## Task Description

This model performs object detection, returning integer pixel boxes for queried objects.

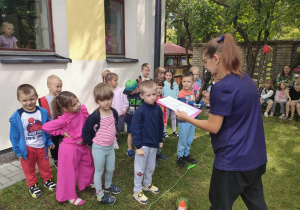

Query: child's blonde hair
[47,74,62,86]
[154,67,166,80]
[263,79,273,89]
[105,72,118,83]
[101,69,111,83]
[51,91,77,119]
[94,83,114,103]
[1,22,13,33]
[190,66,200,73]
[141,63,149,70]
[139,80,156,94]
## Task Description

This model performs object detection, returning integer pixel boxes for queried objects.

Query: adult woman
[176,34,268,210]
[276,65,295,88]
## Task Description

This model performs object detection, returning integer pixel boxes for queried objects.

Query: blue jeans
[177,122,195,157]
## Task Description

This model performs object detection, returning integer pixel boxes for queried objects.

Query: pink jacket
[112,86,129,116]
[42,105,89,144]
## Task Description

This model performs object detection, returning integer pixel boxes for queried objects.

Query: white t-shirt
[20,107,44,148]
[45,95,54,120]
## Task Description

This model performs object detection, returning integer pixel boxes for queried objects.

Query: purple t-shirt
[210,73,267,171]
[0,35,18,48]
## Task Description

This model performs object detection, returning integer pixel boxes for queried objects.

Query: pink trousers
[56,141,95,202]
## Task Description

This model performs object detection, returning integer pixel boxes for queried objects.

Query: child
[42,91,94,206]
[155,80,167,162]
[176,72,199,167]
[123,79,142,157]
[131,80,164,204]
[259,79,274,117]
[82,83,122,205]
[154,67,166,82]
[106,73,129,149]
[285,82,300,120]
[137,63,151,85]
[190,66,202,96]
[38,75,63,167]
[0,22,18,48]
[162,69,179,137]
[101,69,111,83]
[9,84,56,198]
[270,82,288,119]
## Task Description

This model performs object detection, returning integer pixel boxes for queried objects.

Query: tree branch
[210,0,229,8]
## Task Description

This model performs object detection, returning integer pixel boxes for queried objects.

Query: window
[0,0,54,51]
[104,0,124,55]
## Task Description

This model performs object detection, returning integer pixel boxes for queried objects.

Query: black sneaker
[104,184,122,194]
[54,160,58,168]
[173,131,179,137]
[176,157,187,167]
[44,179,57,191]
[98,194,116,205]
[183,155,197,164]
[29,183,42,198]
[156,153,167,160]
[163,132,169,138]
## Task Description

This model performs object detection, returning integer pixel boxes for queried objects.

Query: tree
[211,0,300,77]
[166,0,224,66]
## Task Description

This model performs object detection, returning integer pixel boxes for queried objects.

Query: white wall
[0,0,165,151]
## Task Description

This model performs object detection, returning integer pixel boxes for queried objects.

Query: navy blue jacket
[82,107,118,146]
[131,102,164,149]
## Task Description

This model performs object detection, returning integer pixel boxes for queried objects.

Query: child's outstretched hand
[136,148,145,156]
[48,145,55,150]
[64,132,71,138]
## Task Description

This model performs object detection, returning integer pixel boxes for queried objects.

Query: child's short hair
[94,83,114,103]
[190,66,200,73]
[101,69,111,83]
[141,63,149,70]
[1,22,13,32]
[105,72,118,82]
[263,79,273,89]
[17,84,38,99]
[139,80,156,94]
[182,71,194,79]
[154,78,164,87]
[47,74,62,86]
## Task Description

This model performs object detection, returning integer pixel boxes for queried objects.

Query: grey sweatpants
[133,146,157,193]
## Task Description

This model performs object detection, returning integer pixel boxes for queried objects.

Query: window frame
[0,0,55,54]
[105,0,125,57]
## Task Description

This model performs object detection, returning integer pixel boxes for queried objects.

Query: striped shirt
[92,114,116,146]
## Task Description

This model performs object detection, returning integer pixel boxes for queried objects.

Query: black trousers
[50,135,62,161]
[209,164,268,210]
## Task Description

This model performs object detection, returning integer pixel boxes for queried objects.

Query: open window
[104,0,124,56]
[0,0,54,52]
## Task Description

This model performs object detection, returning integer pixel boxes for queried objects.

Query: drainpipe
[154,0,162,70]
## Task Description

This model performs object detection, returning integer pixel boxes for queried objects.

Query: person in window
[105,28,112,53]
[0,22,18,48]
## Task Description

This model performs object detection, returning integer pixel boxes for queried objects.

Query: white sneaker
[114,141,119,150]
[142,182,160,194]
[269,112,273,117]
[133,191,148,205]
[264,112,268,117]
[279,114,285,119]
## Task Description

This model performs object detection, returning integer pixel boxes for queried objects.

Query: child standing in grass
[137,63,151,85]
[105,73,129,149]
[270,82,288,119]
[82,83,121,205]
[42,91,94,206]
[131,80,164,204]
[38,75,63,168]
[162,69,179,137]
[190,66,202,96]
[9,84,56,198]
[259,79,274,117]
[123,79,142,158]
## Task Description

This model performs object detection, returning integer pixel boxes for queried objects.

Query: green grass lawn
[0,112,299,210]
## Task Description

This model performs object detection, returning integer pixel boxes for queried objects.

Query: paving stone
[7,170,24,178]
[11,160,21,167]
[10,173,25,182]
[6,165,20,172]
[0,163,11,169]
[0,168,11,176]
[0,176,11,185]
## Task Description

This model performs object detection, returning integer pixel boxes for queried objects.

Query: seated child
[285,82,300,120]
[177,72,202,167]
[123,79,142,158]
[270,82,287,118]
[155,79,167,162]
[0,22,18,48]
[82,83,122,205]
[131,80,164,204]
[259,79,274,117]
[38,74,63,167]
[9,84,56,198]
[137,63,151,85]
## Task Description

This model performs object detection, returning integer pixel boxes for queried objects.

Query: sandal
[283,116,288,119]
[289,117,294,120]
[69,198,85,206]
